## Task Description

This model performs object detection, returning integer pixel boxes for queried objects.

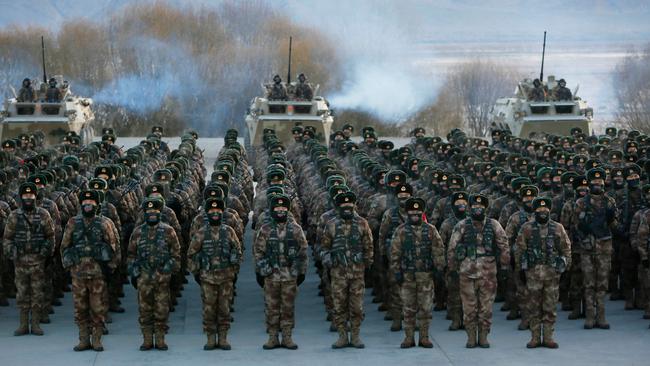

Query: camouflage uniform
[390,204,445,348]
[188,210,242,350]
[254,216,308,349]
[515,200,571,348]
[3,204,55,335]
[128,219,181,350]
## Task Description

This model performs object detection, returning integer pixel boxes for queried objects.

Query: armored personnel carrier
[489,75,593,138]
[245,82,334,147]
[1,75,95,145]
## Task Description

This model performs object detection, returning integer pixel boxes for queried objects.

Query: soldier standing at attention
[448,194,509,348]
[390,198,445,348]
[3,183,55,336]
[321,191,373,349]
[60,190,119,351]
[254,194,308,350]
[188,198,242,351]
[128,198,181,351]
[515,197,571,349]
[573,168,618,329]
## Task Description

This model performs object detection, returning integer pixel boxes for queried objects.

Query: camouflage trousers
[525,266,560,330]
[569,252,583,305]
[446,272,462,316]
[639,266,650,315]
[200,275,234,334]
[619,239,640,302]
[72,275,106,330]
[388,270,403,317]
[460,268,497,330]
[136,272,171,333]
[322,268,333,316]
[15,262,45,311]
[264,278,297,332]
[400,272,433,329]
[331,267,365,330]
[434,271,447,308]
[581,244,612,312]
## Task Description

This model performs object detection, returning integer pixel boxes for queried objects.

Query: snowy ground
[1,137,649,366]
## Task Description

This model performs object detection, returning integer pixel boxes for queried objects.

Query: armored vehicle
[489,75,593,138]
[245,82,334,147]
[1,75,95,145]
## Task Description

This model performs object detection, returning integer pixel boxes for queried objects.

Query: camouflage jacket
[254,220,308,281]
[127,222,181,278]
[447,218,509,279]
[515,220,571,273]
[390,222,445,276]
[187,219,242,283]
[320,214,373,273]
[3,207,55,265]
[60,215,119,278]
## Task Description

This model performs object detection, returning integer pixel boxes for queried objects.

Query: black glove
[395,272,404,285]
[642,259,650,269]
[256,273,265,288]
[297,274,305,286]
[130,276,138,289]
[497,269,508,284]
[194,274,201,285]
[519,270,527,285]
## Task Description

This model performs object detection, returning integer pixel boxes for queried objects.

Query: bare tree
[613,45,650,132]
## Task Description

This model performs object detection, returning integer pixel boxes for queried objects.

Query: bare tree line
[614,44,650,132]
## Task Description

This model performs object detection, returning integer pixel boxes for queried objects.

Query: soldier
[127,198,181,351]
[553,79,573,101]
[254,194,308,350]
[515,197,571,348]
[390,198,445,348]
[267,74,287,101]
[320,191,373,349]
[439,191,469,331]
[188,198,242,351]
[45,78,62,103]
[60,189,119,351]
[3,183,55,336]
[528,79,546,102]
[448,194,509,348]
[573,168,618,329]
[294,73,313,100]
[17,78,36,102]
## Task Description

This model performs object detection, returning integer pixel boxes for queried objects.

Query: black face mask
[22,198,35,211]
[535,211,550,224]
[453,204,467,219]
[589,183,604,195]
[271,210,288,223]
[628,179,640,189]
[339,207,354,220]
[523,201,534,213]
[551,182,562,193]
[470,207,485,221]
[408,213,422,225]
[613,179,625,189]
[146,212,161,226]
[82,204,96,218]
[207,212,222,226]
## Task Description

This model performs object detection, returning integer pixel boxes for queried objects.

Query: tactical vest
[401,223,433,273]
[197,217,236,271]
[525,221,559,267]
[384,208,404,252]
[582,194,611,239]
[264,222,299,270]
[64,217,112,266]
[456,219,495,261]
[13,211,49,256]
[136,224,172,274]
[332,217,363,267]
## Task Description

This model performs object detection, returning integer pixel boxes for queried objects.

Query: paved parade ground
[1,138,649,366]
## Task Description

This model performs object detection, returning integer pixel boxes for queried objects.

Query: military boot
[542,323,558,348]
[14,308,29,336]
[506,307,520,320]
[155,330,168,350]
[40,311,51,324]
[596,302,610,329]
[418,323,433,348]
[568,300,581,320]
[465,326,477,348]
[140,330,154,351]
[390,310,402,331]
[517,317,529,330]
[624,288,635,310]
[30,309,44,336]
[448,309,462,331]
[204,333,217,351]
[584,305,595,329]
[332,329,349,349]
[263,331,280,350]
[350,328,365,349]
[73,327,92,351]
[91,327,104,351]
[478,327,490,348]
[281,328,298,350]
[400,328,415,348]
[218,330,231,350]
[526,324,541,348]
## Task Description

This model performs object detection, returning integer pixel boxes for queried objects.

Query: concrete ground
[1,138,649,365]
